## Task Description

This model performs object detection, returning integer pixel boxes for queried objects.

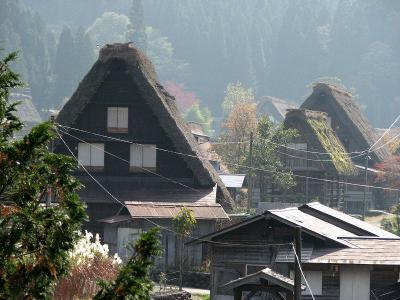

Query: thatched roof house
[56,43,232,210]
[284,109,357,176]
[301,83,391,164]
[257,96,296,123]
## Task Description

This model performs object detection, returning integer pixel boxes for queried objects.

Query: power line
[57,129,293,248]
[56,130,126,208]
[58,128,201,193]
[369,113,400,151]
[56,123,400,192]
[57,124,400,192]
[254,135,365,156]
[292,243,316,300]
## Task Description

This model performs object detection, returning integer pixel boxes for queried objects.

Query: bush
[53,231,121,300]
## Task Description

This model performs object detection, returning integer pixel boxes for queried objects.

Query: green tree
[86,12,130,47]
[251,117,298,193]
[173,207,197,291]
[94,227,161,300]
[0,51,87,298]
[53,26,76,105]
[184,104,213,136]
[74,26,95,85]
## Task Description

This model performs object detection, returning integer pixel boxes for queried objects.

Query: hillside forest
[1,0,399,132]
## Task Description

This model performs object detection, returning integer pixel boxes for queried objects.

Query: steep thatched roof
[258,96,296,122]
[284,109,357,176]
[56,43,233,210]
[301,83,391,163]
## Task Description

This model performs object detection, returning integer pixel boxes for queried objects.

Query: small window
[107,107,128,133]
[130,144,156,172]
[78,143,104,170]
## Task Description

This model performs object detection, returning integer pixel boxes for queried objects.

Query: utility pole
[294,227,302,300]
[247,132,254,213]
[362,151,369,220]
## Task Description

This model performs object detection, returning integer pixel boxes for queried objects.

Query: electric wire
[292,243,316,300]
[56,124,400,192]
[58,128,200,193]
[56,128,293,248]
[369,113,400,151]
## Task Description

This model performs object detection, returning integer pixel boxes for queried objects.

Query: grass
[307,118,356,175]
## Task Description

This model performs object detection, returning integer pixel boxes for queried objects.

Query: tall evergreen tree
[53,26,75,105]
[74,26,95,85]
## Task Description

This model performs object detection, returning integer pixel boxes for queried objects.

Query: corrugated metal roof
[300,202,397,238]
[304,239,400,265]
[220,267,304,292]
[219,174,247,188]
[124,201,229,220]
[98,215,132,224]
[269,207,357,246]
[276,239,400,265]
[77,178,218,204]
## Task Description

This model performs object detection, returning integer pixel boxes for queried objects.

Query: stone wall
[152,291,191,300]
[152,271,210,289]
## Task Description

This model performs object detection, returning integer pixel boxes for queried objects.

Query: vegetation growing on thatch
[307,119,356,175]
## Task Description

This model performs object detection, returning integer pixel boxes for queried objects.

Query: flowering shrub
[53,231,121,300]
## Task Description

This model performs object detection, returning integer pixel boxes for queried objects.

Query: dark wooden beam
[294,226,302,300]
[234,287,242,300]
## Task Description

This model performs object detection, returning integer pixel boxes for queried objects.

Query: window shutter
[107,107,118,128]
[130,144,143,167]
[90,143,104,166]
[78,143,91,166]
[118,107,128,129]
[142,144,156,168]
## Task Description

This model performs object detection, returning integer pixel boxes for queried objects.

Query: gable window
[78,143,104,171]
[107,107,128,133]
[130,144,156,172]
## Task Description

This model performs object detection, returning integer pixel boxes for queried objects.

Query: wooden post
[294,226,302,300]
[363,152,369,220]
[179,235,183,291]
[247,132,254,213]
[234,287,242,300]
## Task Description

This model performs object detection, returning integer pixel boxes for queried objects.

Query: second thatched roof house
[301,83,391,165]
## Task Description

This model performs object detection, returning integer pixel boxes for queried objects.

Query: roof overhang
[220,267,305,293]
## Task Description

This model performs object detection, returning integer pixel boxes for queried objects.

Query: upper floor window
[130,144,156,172]
[107,107,128,133]
[78,143,104,171]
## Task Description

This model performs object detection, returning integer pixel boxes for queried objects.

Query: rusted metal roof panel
[124,201,229,220]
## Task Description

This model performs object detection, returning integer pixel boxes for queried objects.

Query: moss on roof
[307,119,356,175]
